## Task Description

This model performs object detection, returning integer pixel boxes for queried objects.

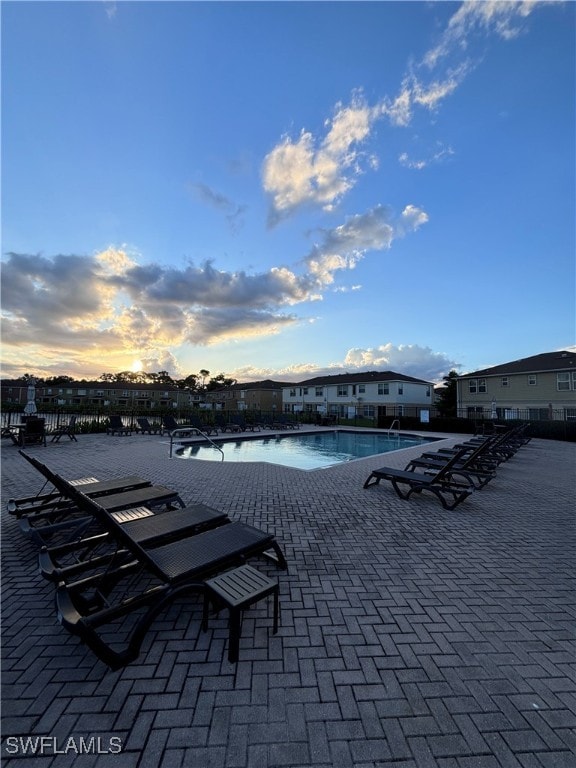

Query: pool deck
[1,427,575,767]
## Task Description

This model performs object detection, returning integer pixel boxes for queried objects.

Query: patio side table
[202,565,279,662]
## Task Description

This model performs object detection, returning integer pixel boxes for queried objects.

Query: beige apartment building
[457,351,576,421]
[204,380,287,413]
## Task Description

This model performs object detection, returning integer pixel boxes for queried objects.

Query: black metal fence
[1,404,574,441]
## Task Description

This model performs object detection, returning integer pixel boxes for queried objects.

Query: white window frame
[527,375,537,386]
[337,385,348,397]
[557,373,570,391]
[501,377,509,387]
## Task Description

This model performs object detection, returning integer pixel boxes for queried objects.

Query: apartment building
[0,380,198,410]
[282,371,433,419]
[204,380,287,412]
[457,351,576,421]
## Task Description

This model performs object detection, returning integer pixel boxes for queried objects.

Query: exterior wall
[282,379,433,417]
[457,371,576,420]
[206,388,283,412]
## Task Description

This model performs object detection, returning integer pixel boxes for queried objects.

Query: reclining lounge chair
[404,438,499,489]
[363,447,475,510]
[12,452,184,546]
[136,417,162,435]
[106,415,131,435]
[54,482,287,669]
[50,415,78,442]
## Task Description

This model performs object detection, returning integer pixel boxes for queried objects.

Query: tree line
[11,370,238,393]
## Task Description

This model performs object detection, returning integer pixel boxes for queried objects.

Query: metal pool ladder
[169,428,225,460]
[387,419,400,437]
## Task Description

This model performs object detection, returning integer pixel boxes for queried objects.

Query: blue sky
[2,1,574,384]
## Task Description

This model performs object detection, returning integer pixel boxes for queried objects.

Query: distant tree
[45,375,75,385]
[198,369,210,390]
[436,370,458,417]
[206,373,237,391]
[176,374,199,391]
[19,373,44,383]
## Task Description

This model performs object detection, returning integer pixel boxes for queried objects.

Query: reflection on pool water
[174,430,437,471]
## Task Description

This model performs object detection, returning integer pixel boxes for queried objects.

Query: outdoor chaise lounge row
[9,451,288,669]
[363,425,531,510]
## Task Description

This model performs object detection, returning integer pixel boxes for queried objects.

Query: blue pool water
[174,430,436,470]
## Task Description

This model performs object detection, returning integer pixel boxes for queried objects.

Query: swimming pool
[174,430,437,470]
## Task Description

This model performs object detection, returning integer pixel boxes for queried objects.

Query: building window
[565,408,576,421]
[528,375,537,386]
[469,380,477,394]
[378,383,389,395]
[337,385,348,397]
[289,388,296,397]
[398,385,403,395]
[557,373,571,391]
[359,385,365,394]
[478,379,486,393]
[315,387,323,397]
[501,377,509,387]
[303,388,308,395]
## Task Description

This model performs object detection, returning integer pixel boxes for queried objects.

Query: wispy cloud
[262,93,379,225]
[190,183,247,234]
[303,204,428,286]
[399,143,455,170]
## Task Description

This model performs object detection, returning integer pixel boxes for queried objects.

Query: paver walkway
[1,429,575,768]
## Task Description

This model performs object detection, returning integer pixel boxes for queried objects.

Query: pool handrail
[169,428,224,460]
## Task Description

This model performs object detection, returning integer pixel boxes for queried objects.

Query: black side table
[202,565,279,662]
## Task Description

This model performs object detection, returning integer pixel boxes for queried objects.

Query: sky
[1,0,575,385]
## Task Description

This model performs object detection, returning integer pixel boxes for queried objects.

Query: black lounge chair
[161,414,195,436]
[40,501,230,584]
[50,415,78,442]
[136,417,162,435]
[220,421,243,433]
[54,482,287,669]
[13,452,183,546]
[106,415,131,435]
[404,438,498,489]
[363,447,475,510]
[9,418,47,447]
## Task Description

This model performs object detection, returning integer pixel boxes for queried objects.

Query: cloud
[424,1,542,69]
[190,183,247,234]
[261,1,549,226]
[399,143,455,170]
[1,201,428,379]
[303,204,428,286]
[262,93,379,225]
[231,343,460,385]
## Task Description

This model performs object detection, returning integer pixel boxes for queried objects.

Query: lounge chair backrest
[109,415,125,428]
[432,447,473,483]
[162,415,178,430]
[18,449,52,480]
[54,476,177,582]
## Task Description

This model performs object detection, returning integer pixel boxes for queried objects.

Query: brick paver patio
[1,428,575,767]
